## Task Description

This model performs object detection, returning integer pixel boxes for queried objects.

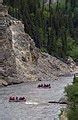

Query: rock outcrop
[0,1,17,85]
[9,19,73,82]
[0,1,74,86]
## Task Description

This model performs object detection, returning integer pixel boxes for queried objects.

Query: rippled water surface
[0,76,73,120]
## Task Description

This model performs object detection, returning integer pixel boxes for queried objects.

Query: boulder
[66,56,76,70]
[0,79,8,86]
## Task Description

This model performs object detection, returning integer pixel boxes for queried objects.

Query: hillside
[10,19,73,82]
[0,21,73,86]
[0,1,75,86]
[3,0,78,61]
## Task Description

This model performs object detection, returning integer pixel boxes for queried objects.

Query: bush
[65,77,78,120]
[73,77,78,84]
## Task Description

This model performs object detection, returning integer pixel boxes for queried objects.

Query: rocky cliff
[0,1,17,86]
[9,19,73,82]
[0,1,74,86]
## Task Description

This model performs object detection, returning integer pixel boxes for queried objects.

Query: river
[0,76,73,120]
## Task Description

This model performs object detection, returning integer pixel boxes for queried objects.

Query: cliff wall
[0,1,74,86]
[9,19,73,83]
[0,2,17,86]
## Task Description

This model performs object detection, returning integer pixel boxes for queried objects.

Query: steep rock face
[0,1,74,85]
[9,19,72,82]
[10,20,39,82]
[0,3,16,84]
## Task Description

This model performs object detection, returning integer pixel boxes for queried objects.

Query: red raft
[37,84,51,89]
[9,96,26,102]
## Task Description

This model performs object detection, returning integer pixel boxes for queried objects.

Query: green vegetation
[3,0,78,60]
[65,76,78,120]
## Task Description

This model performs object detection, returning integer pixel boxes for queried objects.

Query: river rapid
[0,76,73,120]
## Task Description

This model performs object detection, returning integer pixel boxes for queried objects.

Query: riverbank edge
[60,74,78,120]
[0,72,74,88]
[59,109,68,120]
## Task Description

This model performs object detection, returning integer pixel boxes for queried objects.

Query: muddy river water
[0,76,73,120]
